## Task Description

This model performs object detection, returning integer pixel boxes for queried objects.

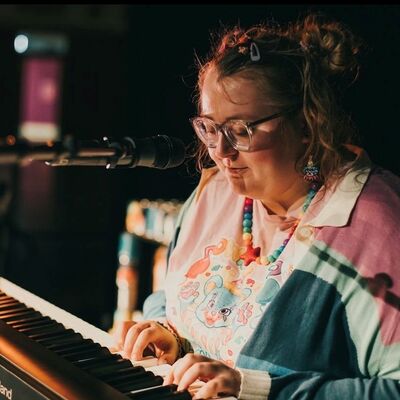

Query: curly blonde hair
[192,13,364,187]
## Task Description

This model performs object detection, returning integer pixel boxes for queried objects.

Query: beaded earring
[303,155,320,182]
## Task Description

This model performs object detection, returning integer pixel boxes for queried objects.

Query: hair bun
[298,14,363,87]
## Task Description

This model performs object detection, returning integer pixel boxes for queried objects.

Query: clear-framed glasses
[189,105,299,152]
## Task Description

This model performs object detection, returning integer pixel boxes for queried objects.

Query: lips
[226,166,247,174]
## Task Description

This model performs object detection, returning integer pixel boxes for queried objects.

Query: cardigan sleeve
[236,368,400,399]
[267,371,400,399]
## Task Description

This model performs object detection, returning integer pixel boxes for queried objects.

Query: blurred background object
[0,4,399,332]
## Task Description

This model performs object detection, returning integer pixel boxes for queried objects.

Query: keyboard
[0,277,192,399]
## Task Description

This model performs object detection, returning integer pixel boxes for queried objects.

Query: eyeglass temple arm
[248,105,302,127]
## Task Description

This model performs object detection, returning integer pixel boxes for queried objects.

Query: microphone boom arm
[0,135,185,169]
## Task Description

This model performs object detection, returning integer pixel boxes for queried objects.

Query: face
[200,67,307,210]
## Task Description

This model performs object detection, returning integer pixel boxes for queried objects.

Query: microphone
[0,135,186,169]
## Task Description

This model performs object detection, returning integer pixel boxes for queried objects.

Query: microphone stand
[0,135,134,169]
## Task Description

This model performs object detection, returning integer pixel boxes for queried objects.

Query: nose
[213,129,237,159]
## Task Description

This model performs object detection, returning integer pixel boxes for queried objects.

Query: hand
[163,353,242,399]
[113,320,179,365]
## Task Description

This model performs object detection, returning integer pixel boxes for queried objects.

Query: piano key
[0,292,14,298]
[17,321,64,335]
[124,384,178,400]
[62,347,111,362]
[0,308,41,321]
[0,305,37,317]
[103,366,148,384]
[53,342,103,357]
[72,353,123,369]
[109,376,163,395]
[116,371,164,393]
[0,302,26,313]
[36,331,84,346]
[0,297,20,306]
[130,355,160,368]
[28,327,78,340]
[50,342,108,360]
[3,311,46,325]
[46,337,98,352]
[152,391,192,400]
[129,390,192,400]
[61,350,114,362]
[8,315,52,329]
[84,359,134,378]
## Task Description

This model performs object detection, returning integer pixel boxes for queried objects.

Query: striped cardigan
[144,164,400,399]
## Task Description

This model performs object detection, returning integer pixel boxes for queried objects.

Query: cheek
[244,148,295,175]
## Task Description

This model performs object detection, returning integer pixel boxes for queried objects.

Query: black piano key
[72,353,123,369]
[0,298,20,306]
[85,359,134,378]
[17,321,64,335]
[155,391,192,400]
[103,366,148,385]
[8,315,52,329]
[50,345,108,362]
[0,302,26,313]
[125,384,178,400]
[52,341,101,355]
[62,347,110,362]
[0,308,41,321]
[73,357,132,378]
[33,331,82,347]
[3,312,46,325]
[28,327,76,340]
[53,341,103,356]
[46,337,97,352]
[0,306,37,318]
[37,331,84,346]
[116,372,164,393]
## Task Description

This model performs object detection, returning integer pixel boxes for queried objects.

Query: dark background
[0,4,399,331]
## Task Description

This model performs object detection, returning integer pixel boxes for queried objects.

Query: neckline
[239,182,320,267]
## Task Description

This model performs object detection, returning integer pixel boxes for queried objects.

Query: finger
[177,362,212,392]
[130,326,159,361]
[164,354,209,386]
[163,357,185,386]
[195,369,241,399]
[113,320,136,350]
[122,322,150,359]
[193,379,227,400]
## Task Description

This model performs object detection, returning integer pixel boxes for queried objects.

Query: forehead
[200,67,273,117]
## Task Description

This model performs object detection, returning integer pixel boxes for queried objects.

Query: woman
[115,14,400,399]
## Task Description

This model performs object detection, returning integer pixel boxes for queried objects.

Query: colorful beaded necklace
[240,182,320,267]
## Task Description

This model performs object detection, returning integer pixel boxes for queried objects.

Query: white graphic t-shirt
[164,170,307,367]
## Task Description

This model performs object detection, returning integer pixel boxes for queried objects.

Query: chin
[227,179,248,196]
